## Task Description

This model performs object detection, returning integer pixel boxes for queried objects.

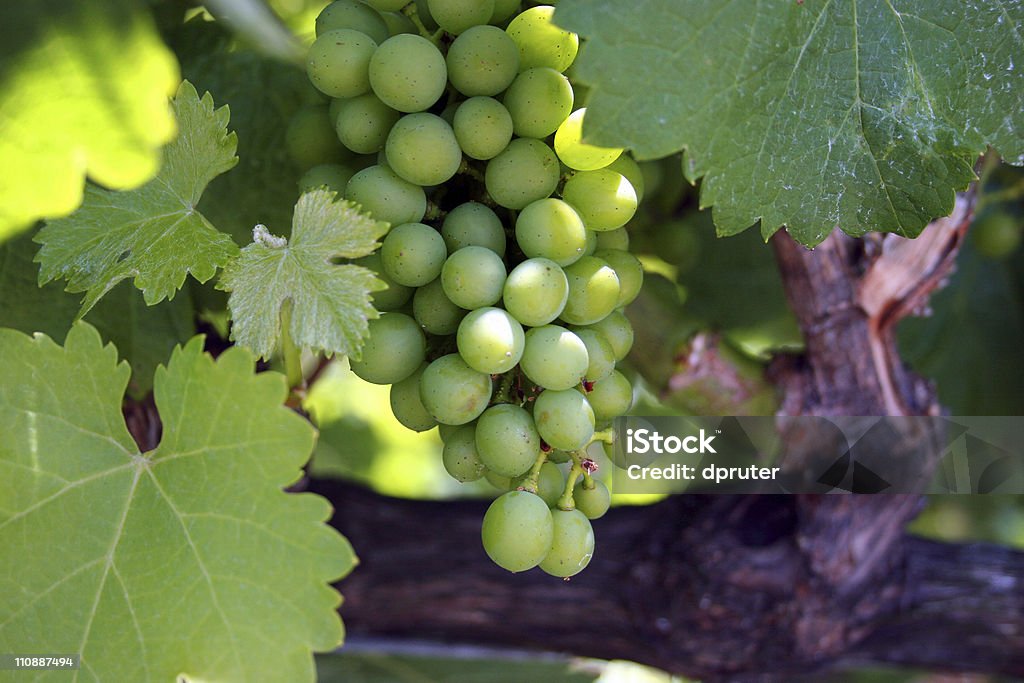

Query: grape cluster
[293,0,642,577]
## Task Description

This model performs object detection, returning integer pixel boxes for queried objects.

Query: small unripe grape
[453,97,514,161]
[386,113,462,186]
[428,0,494,34]
[441,202,507,255]
[420,354,493,425]
[316,0,389,42]
[441,246,506,309]
[594,248,644,306]
[562,169,638,231]
[349,313,425,384]
[481,491,554,572]
[573,479,611,519]
[381,222,448,287]
[485,138,560,209]
[307,29,377,99]
[554,108,623,171]
[443,424,487,482]
[514,462,565,508]
[515,198,587,266]
[390,364,437,431]
[503,67,574,139]
[352,252,413,310]
[334,93,400,154]
[503,258,569,327]
[370,34,448,112]
[519,325,589,390]
[585,369,633,422]
[446,25,519,96]
[560,256,621,325]
[475,404,540,478]
[456,307,525,374]
[533,388,595,451]
[539,509,594,577]
[346,165,427,225]
[506,5,579,72]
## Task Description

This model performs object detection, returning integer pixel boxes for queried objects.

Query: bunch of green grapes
[293,0,643,578]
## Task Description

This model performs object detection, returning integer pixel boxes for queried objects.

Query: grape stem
[494,370,518,404]
[519,450,549,494]
[279,301,303,390]
[556,451,586,511]
[589,427,615,446]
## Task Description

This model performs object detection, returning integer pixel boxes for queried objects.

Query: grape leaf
[218,190,388,360]
[0,231,196,398]
[556,0,1024,245]
[35,80,240,315]
[172,18,312,245]
[0,322,354,681]
[0,0,179,243]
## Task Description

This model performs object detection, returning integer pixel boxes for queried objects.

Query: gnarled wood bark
[313,190,1024,680]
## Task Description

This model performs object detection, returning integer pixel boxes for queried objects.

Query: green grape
[441,202,507,255]
[385,113,462,186]
[594,248,643,306]
[446,25,519,96]
[515,198,587,266]
[572,328,615,382]
[502,257,568,326]
[286,104,346,168]
[334,92,400,154]
[560,256,620,325]
[505,5,579,72]
[369,34,448,112]
[514,461,564,508]
[316,0,390,43]
[582,229,598,256]
[519,325,589,390]
[390,364,437,431]
[442,424,487,482]
[553,108,623,171]
[533,388,595,451]
[428,0,493,34]
[484,469,513,490]
[381,222,448,286]
[307,29,377,99]
[441,246,506,309]
[299,163,356,194]
[606,154,645,203]
[586,369,633,422]
[457,307,525,374]
[489,0,519,23]
[413,277,466,334]
[581,310,633,360]
[437,422,460,442]
[349,312,425,384]
[485,138,560,209]
[420,353,493,424]
[539,509,594,577]
[973,209,1022,259]
[475,404,540,477]
[562,169,638,231]
[502,67,573,139]
[346,164,426,225]
[481,491,554,572]
[594,227,629,251]
[453,97,514,161]
[352,252,413,310]
[573,478,610,519]
[365,0,409,11]
[380,10,417,35]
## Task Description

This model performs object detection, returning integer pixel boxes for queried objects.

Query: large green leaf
[0,323,354,681]
[35,80,239,315]
[556,0,1024,245]
[218,190,387,360]
[0,0,179,243]
[0,231,196,398]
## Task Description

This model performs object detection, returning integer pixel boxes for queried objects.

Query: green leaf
[172,19,312,245]
[556,0,1024,244]
[0,0,179,243]
[0,322,354,682]
[218,190,388,360]
[35,80,240,314]
[0,231,196,398]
